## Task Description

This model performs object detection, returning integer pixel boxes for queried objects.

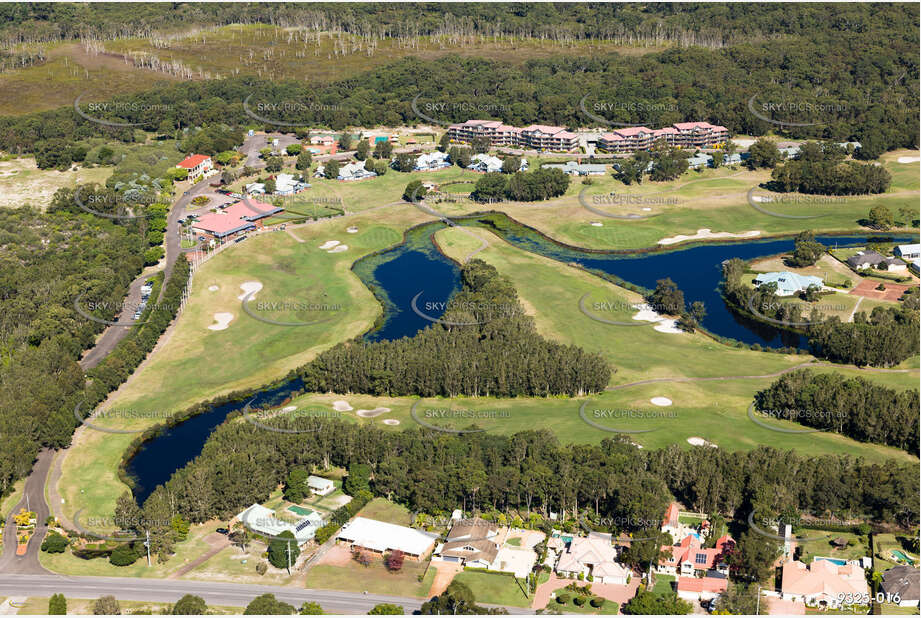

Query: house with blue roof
[754,271,824,296]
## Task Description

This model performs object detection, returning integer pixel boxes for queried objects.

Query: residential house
[846,251,906,272]
[895,244,921,261]
[468,153,504,173]
[541,161,607,176]
[657,534,734,577]
[235,503,324,545]
[661,502,682,539]
[780,558,869,609]
[556,534,631,584]
[676,573,729,602]
[310,135,336,146]
[313,165,325,179]
[436,518,500,568]
[881,566,920,608]
[274,173,308,195]
[337,160,377,181]
[415,151,451,171]
[336,517,439,560]
[687,153,713,169]
[754,271,824,296]
[177,154,213,177]
[307,475,335,496]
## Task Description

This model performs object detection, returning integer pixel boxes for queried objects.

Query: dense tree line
[132,415,918,555]
[770,141,892,195]
[298,260,610,397]
[807,305,919,368]
[721,258,920,366]
[755,369,919,454]
[1,9,917,160]
[473,168,570,202]
[0,200,189,502]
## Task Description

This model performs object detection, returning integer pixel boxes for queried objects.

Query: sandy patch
[282,406,297,412]
[382,419,400,426]
[653,319,683,334]
[590,221,603,227]
[630,441,643,449]
[356,407,392,418]
[641,207,651,211]
[650,397,672,406]
[332,400,353,412]
[659,228,761,246]
[237,281,263,300]
[632,304,684,334]
[328,245,348,253]
[346,226,359,233]
[208,285,219,292]
[687,437,718,448]
[208,312,234,331]
[897,156,920,163]
[319,240,340,250]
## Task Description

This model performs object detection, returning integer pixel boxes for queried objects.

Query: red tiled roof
[224,199,282,220]
[677,576,728,594]
[672,122,715,131]
[663,503,680,528]
[614,126,653,137]
[660,534,734,570]
[192,212,255,237]
[177,154,211,169]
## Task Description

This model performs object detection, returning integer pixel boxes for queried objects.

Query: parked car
[216,527,229,535]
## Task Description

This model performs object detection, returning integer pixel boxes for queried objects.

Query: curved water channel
[125,214,916,503]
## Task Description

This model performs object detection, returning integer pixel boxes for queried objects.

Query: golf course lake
[125,216,916,505]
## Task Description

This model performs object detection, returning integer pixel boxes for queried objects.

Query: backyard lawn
[358,498,413,526]
[796,531,870,563]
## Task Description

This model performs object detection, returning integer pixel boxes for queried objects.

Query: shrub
[41,531,69,553]
[556,594,571,604]
[108,543,138,566]
[256,561,268,575]
[574,596,587,607]
[590,597,604,608]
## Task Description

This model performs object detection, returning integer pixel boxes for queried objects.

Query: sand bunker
[382,419,400,426]
[632,304,684,334]
[590,221,603,227]
[687,437,718,448]
[319,240,340,250]
[654,319,684,334]
[650,397,673,407]
[641,207,652,211]
[327,245,348,253]
[208,285,219,292]
[332,400,353,412]
[282,406,297,412]
[659,228,761,246]
[237,281,263,301]
[347,226,359,234]
[356,407,392,418]
[208,312,234,331]
[897,156,920,163]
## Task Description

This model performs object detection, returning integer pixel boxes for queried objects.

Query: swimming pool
[814,556,848,566]
[288,505,315,517]
[891,550,916,565]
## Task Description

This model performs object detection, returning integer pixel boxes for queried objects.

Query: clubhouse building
[191,199,283,243]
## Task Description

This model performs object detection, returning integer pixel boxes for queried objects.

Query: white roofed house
[337,160,377,181]
[895,244,921,261]
[468,153,504,173]
[235,503,324,545]
[754,271,824,296]
[307,475,335,496]
[555,535,631,584]
[415,151,451,171]
[336,517,439,560]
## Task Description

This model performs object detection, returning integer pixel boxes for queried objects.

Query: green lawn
[15,597,242,615]
[874,533,920,571]
[506,537,522,547]
[651,574,676,596]
[358,498,413,526]
[796,531,870,563]
[879,603,921,615]
[452,570,532,607]
[547,587,613,614]
[303,558,434,598]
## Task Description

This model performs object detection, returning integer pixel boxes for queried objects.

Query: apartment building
[447,119,578,151]
[599,122,729,153]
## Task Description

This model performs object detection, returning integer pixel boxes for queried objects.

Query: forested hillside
[1,8,918,160]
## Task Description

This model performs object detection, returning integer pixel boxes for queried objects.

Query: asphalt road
[0,449,53,575]
[0,574,425,613]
